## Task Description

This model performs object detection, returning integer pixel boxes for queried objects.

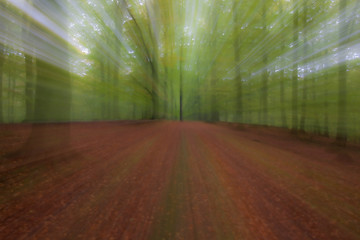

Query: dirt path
[1,121,359,239]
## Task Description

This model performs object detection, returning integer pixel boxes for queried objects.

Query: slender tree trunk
[150,60,159,119]
[163,27,169,119]
[300,0,308,132]
[323,51,329,137]
[7,66,12,122]
[279,1,287,128]
[291,1,299,132]
[170,73,174,119]
[279,69,287,127]
[196,74,201,120]
[145,2,160,120]
[336,0,348,144]
[311,75,320,134]
[233,0,242,123]
[246,74,252,123]
[210,65,219,122]
[132,102,136,119]
[112,64,119,120]
[0,43,4,122]
[106,58,111,119]
[179,42,183,121]
[10,66,16,122]
[112,42,120,120]
[163,74,168,119]
[210,46,219,122]
[23,2,35,122]
[261,0,268,125]
[24,54,34,122]
[100,61,106,119]
[113,0,123,120]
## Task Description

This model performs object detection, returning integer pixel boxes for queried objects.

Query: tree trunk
[10,66,16,122]
[163,73,168,119]
[24,54,34,122]
[210,66,219,122]
[233,0,243,123]
[261,0,268,125]
[17,0,71,156]
[0,43,4,122]
[151,65,159,119]
[291,1,299,132]
[336,0,348,144]
[299,0,308,132]
[179,43,183,121]
[100,60,106,119]
[323,51,329,137]
[22,2,35,122]
[279,1,287,128]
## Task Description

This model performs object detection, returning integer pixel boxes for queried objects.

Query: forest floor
[0,121,360,240]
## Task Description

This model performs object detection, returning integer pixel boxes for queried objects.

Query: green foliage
[0,0,359,140]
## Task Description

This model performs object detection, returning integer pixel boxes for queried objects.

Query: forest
[1,0,360,239]
[0,0,358,141]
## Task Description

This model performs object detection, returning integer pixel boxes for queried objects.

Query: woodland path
[0,121,360,239]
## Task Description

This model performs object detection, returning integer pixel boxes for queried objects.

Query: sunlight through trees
[0,0,359,142]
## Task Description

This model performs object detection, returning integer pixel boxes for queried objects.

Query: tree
[261,0,268,125]
[21,0,72,154]
[0,43,4,123]
[179,38,184,121]
[233,0,243,123]
[279,0,287,128]
[336,0,349,144]
[209,2,220,122]
[299,0,308,132]
[291,0,299,132]
[23,10,35,122]
[124,0,160,119]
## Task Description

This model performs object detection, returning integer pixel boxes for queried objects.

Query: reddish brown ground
[0,121,359,239]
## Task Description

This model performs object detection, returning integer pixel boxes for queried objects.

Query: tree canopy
[0,0,359,141]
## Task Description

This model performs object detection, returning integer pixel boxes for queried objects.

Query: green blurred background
[0,0,359,141]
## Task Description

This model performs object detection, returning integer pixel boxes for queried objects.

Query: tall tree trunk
[300,0,308,132]
[261,0,268,125]
[209,3,220,122]
[336,0,348,144]
[170,71,174,120]
[18,0,71,156]
[22,2,35,122]
[291,0,299,132]
[196,73,201,121]
[7,65,12,122]
[179,41,183,121]
[210,64,219,122]
[0,43,4,122]
[106,57,111,119]
[113,0,123,120]
[279,1,287,128]
[112,64,119,120]
[123,0,159,119]
[10,66,16,122]
[311,75,320,134]
[24,54,34,122]
[279,67,287,127]
[323,50,329,137]
[163,73,168,119]
[151,64,159,119]
[233,0,243,123]
[100,60,106,119]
